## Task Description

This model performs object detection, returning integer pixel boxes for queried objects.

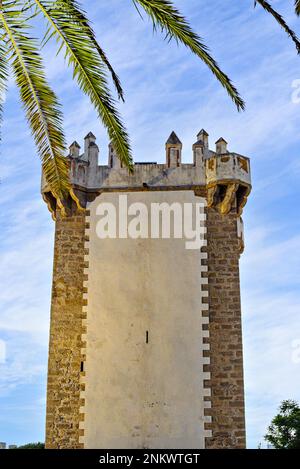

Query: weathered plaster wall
[81,191,209,449]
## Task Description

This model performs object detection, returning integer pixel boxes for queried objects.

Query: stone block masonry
[45,210,86,449]
[205,208,246,448]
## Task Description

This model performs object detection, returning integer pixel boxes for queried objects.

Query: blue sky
[0,0,300,449]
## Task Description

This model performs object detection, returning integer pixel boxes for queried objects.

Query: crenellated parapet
[42,128,251,219]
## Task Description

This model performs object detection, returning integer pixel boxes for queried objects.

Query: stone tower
[42,129,251,449]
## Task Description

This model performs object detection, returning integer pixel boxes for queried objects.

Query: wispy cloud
[0,0,299,447]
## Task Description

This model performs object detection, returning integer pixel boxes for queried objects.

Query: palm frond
[254,0,300,53]
[295,1,300,16]
[41,0,124,102]
[133,0,245,111]
[57,0,124,102]
[34,0,133,169]
[0,41,9,141]
[0,3,71,207]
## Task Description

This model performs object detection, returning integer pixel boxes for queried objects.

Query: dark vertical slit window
[146,331,149,344]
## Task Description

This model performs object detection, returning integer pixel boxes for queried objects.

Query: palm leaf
[133,0,245,111]
[254,0,300,53]
[0,40,9,141]
[0,3,71,209]
[34,0,133,169]
[42,0,124,102]
[61,0,124,102]
[296,1,300,16]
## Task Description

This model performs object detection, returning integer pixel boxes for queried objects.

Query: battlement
[42,129,251,217]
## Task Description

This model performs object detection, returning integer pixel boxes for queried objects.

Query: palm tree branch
[0,8,70,210]
[56,0,124,101]
[34,0,133,169]
[295,1,300,16]
[0,40,9,141]
[133,0,245,111]
[254,0,300,53]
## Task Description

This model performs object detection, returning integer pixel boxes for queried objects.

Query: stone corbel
[217,183,239,215]
[236,185,251,217]
[207,185,218,208]
[42,191,57,221]
[206,181,251,216]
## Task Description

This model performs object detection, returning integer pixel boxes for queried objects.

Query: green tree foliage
[16,442,45,449]
[265,400,300,449]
